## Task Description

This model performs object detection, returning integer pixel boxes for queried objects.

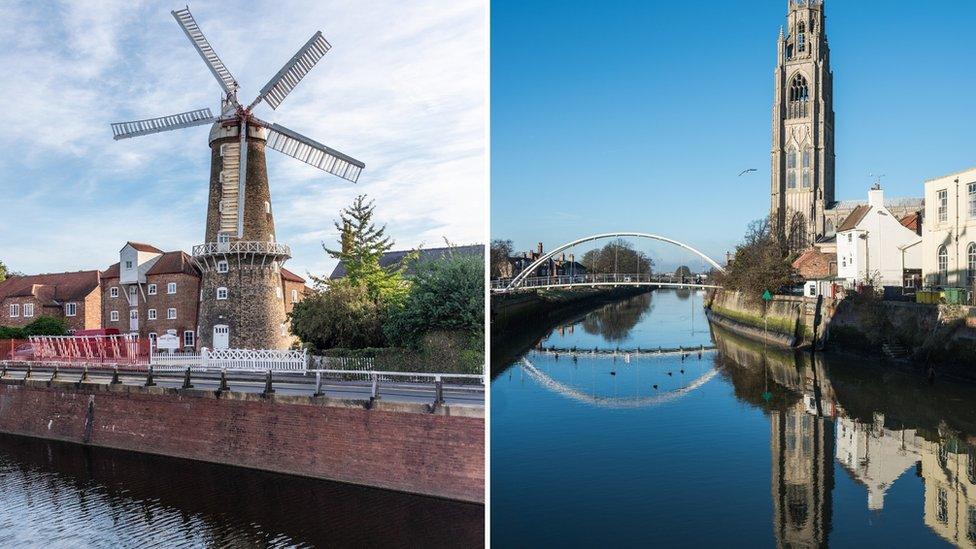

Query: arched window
[969,243,976,287]
[825,219,835,237]
[938,246,949,285]
[797,22,806,52]
[789,212,807,252]
[788,75,809,118]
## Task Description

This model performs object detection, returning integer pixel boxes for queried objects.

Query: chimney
[537,242,544,255]
[868,185,884,210]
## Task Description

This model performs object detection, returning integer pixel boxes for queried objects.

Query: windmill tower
[111,6,364,349]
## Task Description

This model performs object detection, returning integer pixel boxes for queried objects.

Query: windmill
[109,6,366,350]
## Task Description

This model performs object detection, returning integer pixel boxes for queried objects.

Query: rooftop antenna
[869,173,885,190]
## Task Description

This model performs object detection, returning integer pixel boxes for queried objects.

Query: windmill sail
[172,7,239,94]
[251,32,331,110]
[110,108,215,140]
[266,123,364,183]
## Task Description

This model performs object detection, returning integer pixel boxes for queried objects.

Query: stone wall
[0,379,485,503]
[706,290,826,347]
[199,265,289,349]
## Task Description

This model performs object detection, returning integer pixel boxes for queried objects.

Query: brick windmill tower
[110,6,364,349]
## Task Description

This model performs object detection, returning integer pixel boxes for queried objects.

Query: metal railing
[191,240,292,258]
[150,348,307,371]
[492,273,719,292]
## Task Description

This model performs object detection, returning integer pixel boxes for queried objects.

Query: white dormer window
[167,282,177,294]
[167,308,177,320]
[217,287,228,300]
[148,284,157,295]
[291,289,298,303]
[9,304,19,318]
[148,308,157,320]
[129,286,137,296]
[23,303,33,317]
[110,287,119,298]
[275,286,283,299]
[110,310,119,322]
[65,303,77,317]
[217,260,229,273]
[125,260,133,269]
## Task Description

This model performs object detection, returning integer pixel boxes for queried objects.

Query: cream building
[835,186,922,288]
[922,167,976,288]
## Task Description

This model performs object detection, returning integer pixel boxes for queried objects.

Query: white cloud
[0,0,486,277]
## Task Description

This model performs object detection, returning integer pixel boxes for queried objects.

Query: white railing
[311,368,485,387]
[308,355,375,371]
[150,348,307,371]
[191,240,292,257]
[492,273,719,292]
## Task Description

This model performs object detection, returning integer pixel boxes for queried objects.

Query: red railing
[1,339,31,361]
[16,334,151,368]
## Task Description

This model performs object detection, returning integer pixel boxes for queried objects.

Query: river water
[0,434,483,547]
[492,289,976,547]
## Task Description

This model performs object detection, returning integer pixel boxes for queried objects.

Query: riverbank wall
[0,377,484,503]
[706,289,976,380]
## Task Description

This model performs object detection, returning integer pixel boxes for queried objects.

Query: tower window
[802,148,812,188]
[217,287,228,300]
[797,22,806,52]
[786,148,797,189]
[788,75,809,118]
[217,260,229,273]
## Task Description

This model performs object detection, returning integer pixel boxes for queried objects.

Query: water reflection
[713,323,976,548]
[0,434,484,548]
[580,292,653,342]
[492,291,976,547]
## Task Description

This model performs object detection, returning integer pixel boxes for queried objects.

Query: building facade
[0,271,102,332]
[921,167,976,288]
[834,186,922,288]
[771,0,835,250]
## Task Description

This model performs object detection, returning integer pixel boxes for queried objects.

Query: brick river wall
[0,379,484,503]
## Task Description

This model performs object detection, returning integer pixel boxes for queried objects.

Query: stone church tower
[771,0,835,251]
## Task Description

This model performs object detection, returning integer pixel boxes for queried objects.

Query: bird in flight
[738,168,758,176]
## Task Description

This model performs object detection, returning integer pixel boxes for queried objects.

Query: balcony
[191,240,292,259]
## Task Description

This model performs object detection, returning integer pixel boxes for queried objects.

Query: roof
[125,241,164,253]
[837,205,872,232]
[280,267,305,283]
[102,251,199,280]
[899,213,920,233]
[829,197,923,211]
[0,270,101,305]
[329,244,484,279]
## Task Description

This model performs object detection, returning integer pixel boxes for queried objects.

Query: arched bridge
[493,232,725,294]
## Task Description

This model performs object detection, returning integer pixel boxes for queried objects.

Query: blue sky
[0,0,485,278]
[491,0,976,270]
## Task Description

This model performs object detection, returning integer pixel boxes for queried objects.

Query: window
[183,330,195,348]
[167,308,177,320]
[129,310,138,321]
[280,323,288,336]
[275,286,283,299]
[220,143,228,156]
[125,260,133,269]
[938,189,948,222]
[217,260,229,273]
[148,284,157,295]
[219,199,225,213]
[148,308,157,320]
[149,332,157,348]
[23,303,33,317]
[167,282,177,294]
[788,74,809,118]
[801,147,812,188]
[797,22,806,52]
[938,246,949,284]
[65,303,77,317]
[265,201,271,214]
[969,183,976,219]
[217,287,228,300]
[219,170,227,183]
[110,287,119,298]
[8,304,19,317]
[291,289,299,303]
[937,488,948,524]
[970,243,976,287]
[786,148,797,189]
[129,286,137,296]
[847,234,852,243]
[110,310,119,322]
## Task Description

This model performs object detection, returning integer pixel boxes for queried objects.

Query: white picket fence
[150,348,307,372]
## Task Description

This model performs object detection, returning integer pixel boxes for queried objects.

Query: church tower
[771,0,835,250]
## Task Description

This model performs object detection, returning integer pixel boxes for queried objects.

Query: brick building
[101,242,309,350]
[0,270,102,332]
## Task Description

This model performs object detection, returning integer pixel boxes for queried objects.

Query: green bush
[0,326,26,339]
[24,316,68,336]
[383,255,484,347]
[289,280,387,351]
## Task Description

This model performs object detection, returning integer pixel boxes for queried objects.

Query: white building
[835,186,922,288]
[921,167,976,288]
